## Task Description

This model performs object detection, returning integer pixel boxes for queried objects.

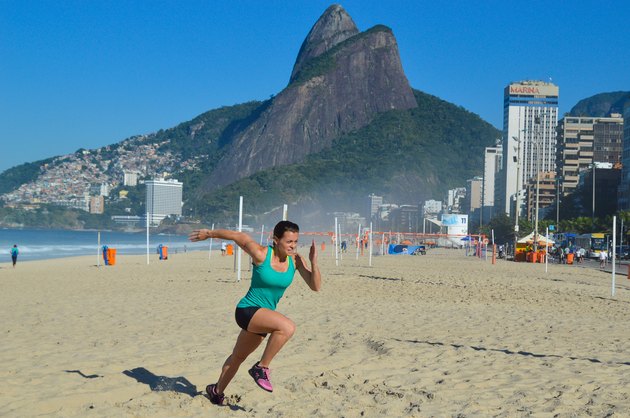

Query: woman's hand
[309,239,317,265]
[189,229,209,242]
[296,240,321,291]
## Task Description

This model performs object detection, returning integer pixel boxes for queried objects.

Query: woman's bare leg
[216,330,265,393]
[247,308,296,368]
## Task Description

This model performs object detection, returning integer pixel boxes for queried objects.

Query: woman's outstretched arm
[189,229,266,264]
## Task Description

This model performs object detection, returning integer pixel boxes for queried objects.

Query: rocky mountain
[1,4,501,228]
[191,89,500,226]
[290,4,360,82]
[568,91,630,117]
[204,5,417,189]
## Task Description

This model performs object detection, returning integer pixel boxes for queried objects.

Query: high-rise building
[390,205,420,233]
[593,114,624,163]
[89,195,105,214]
[145,178,183,226]
[483,145,502,219]
[525,171,556,221]
[447,188,466,213]
[423,199,443,216]
[618,106,630,210]
[465,176,483,212]
[581,163,621,218]
[366,194,383,220]
[557,114,623,196]
[500,80,559,216]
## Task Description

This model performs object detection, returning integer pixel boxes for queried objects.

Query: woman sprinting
[189,220,321,405]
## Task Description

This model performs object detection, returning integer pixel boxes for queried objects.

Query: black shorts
[235,307,267,337]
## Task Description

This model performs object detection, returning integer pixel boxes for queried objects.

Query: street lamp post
[532,116,544,253]
[592,163,596,223]
[532,113,551,254]
[534,138,541,253]
[513,135,521,258]
[556,176,561,226]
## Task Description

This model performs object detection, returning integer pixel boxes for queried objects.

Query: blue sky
[2,0,629,173]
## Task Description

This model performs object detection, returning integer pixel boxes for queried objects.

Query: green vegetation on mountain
[290,25,393,86]
[568,91,630,117]
[0,204,112,229]
[151,101,263,160]
[149,101,267,196]
[0,158,54,195]
[190,89,500,222]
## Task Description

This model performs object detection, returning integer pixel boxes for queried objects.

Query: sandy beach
[1,247,629,417]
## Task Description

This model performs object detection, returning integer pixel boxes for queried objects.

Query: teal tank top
[237,246,296,310]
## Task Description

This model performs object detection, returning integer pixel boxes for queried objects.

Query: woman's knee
[281,318,296,338]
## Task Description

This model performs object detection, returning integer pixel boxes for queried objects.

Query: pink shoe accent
[248,363,273,392]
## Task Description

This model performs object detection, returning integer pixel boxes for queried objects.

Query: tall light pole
[591,163,596,223]
[556,175,561,227]
[532,112,552,253]
[534,138,541,253]
[533,116,545,253]
[513,135,521,257]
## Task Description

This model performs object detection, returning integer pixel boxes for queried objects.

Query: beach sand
[1,248,629,417]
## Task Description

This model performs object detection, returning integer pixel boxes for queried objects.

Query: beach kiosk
[516,232,554,263]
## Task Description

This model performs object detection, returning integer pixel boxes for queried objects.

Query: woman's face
[274,231,299,256]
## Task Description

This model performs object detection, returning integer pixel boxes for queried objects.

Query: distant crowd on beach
[547,245,611,269]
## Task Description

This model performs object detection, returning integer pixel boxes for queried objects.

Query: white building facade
[483,145,502,210]
[501,81,559,216]
[145,178,183,226]
[123,171,139,187]
[423,199,443,216]
[366,193,383,220]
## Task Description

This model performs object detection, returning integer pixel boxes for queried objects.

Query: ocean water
[0,228,213,263]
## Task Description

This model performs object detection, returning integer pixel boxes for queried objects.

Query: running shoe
[206,384,225,405]
[248,362,273,392]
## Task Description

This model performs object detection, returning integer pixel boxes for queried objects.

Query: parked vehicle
[614,245,630,260]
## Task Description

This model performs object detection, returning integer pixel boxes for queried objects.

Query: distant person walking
[558,247,565,264]
[189,221,321,406]
[10,244,19,268]
[599,250,608,269]
[221,241,227,256]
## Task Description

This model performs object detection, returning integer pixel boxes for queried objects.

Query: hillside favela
[2,4,629,417]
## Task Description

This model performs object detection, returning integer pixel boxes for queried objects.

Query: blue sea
[0,228,213,262]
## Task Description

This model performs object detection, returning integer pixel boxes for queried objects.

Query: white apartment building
[423,199,443,216]
[447,188,466,213]
[483,145,502,212]
[145,178,183,226]
[366,193,383,220]
[500,80,559,216]
[123,171,139,187]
